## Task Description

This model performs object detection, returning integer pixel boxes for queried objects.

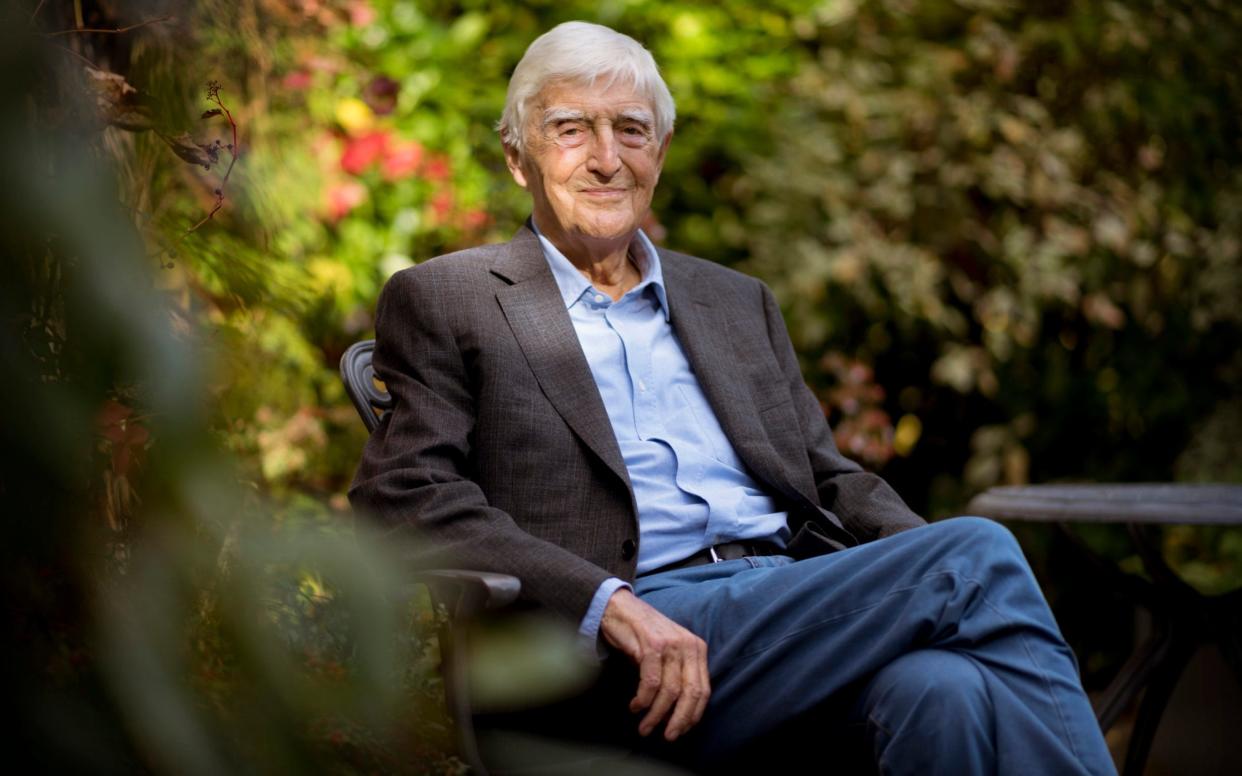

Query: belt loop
[708,545,721,563]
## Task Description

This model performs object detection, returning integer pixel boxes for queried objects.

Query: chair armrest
[411,569,521,620]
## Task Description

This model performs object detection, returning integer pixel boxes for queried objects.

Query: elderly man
[351,21,1116,775]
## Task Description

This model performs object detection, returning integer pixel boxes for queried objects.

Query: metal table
[966,484,1242,776]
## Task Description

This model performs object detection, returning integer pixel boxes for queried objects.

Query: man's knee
[936,515,1017,546]
[925,516,1026,570]
[861,649,993,725]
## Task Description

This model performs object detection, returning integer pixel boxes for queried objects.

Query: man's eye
[619,125,650,145]
[560,126,582,136]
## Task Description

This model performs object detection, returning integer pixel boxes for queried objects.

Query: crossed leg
[631,517,1116,775]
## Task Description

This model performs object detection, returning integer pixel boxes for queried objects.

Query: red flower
[422,154,451,182]
[428,189,454,223]
[460,208,489,231]
[381,139,424,180]
[339,130,389,175]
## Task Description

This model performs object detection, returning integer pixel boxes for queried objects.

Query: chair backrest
[339,339,392,433]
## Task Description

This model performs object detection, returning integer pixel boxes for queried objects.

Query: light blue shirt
[530,222,790,651]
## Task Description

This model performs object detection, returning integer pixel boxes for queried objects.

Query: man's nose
[585,125,622,177]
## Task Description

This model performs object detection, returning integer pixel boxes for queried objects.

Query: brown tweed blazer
[348,223,925,624]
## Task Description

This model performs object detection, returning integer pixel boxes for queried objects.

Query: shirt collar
[531,218,670,321]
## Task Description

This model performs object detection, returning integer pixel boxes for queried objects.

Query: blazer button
[620,539,636,561]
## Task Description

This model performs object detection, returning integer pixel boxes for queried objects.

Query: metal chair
[340,340,521,773]
[339,339,393,433]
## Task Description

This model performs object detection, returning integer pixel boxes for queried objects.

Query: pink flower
[339,130,389,175]
[325,180,367,220]
[348,1,377,27]
[281,70,313,90]
[381,139,424,180]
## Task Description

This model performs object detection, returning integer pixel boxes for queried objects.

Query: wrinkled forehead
[538,105,656,131]
[529,75,656,124]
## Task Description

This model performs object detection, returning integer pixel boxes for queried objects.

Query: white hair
[498,21,676,153]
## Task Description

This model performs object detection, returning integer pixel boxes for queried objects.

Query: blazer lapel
[492,226,633,492]
[660,250,809,506]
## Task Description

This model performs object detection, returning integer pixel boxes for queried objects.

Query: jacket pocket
[786,519,850,559]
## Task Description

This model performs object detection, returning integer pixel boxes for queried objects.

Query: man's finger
[694,639,711,723]
[630,650,663,713]
[664,646,705,741]
[638,652,682,736]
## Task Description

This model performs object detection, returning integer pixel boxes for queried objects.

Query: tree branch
[184,82,239,237]
[48,40,96,69]
[44,15,174,37]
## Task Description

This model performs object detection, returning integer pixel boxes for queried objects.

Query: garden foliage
[161,0,1242,509]
[6,0,1240,771]
[168,0,1240,584]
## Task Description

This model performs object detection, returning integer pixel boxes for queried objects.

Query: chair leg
[435,611,490,774]
[1094,626,1174,733]
[1119,637,1195,776]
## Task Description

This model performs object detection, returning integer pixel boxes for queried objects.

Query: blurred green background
[5,0,1240,772]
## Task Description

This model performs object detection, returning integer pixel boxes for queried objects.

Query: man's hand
[599,588,710,742]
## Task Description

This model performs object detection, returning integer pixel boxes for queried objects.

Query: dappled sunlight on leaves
[7,2,1241,770]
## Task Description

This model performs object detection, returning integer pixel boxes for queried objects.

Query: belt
[641,540,782,577]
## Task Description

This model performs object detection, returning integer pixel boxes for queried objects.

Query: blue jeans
[630,517,1116,775]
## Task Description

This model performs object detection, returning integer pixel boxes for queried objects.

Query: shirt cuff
[578,577,632,660]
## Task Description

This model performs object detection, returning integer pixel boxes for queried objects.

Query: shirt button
[637,379,647,392]
[621,539,637,561]
[594,294,606,304]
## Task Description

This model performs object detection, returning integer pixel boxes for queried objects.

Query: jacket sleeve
[758,281,927,542]
[348,266,615,624]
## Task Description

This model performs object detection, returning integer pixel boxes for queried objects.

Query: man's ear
[654,130,673,171]
[503,139,528,189]
[653,130,673,183]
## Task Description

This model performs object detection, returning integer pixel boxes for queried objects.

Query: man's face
[505,78,669,249]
